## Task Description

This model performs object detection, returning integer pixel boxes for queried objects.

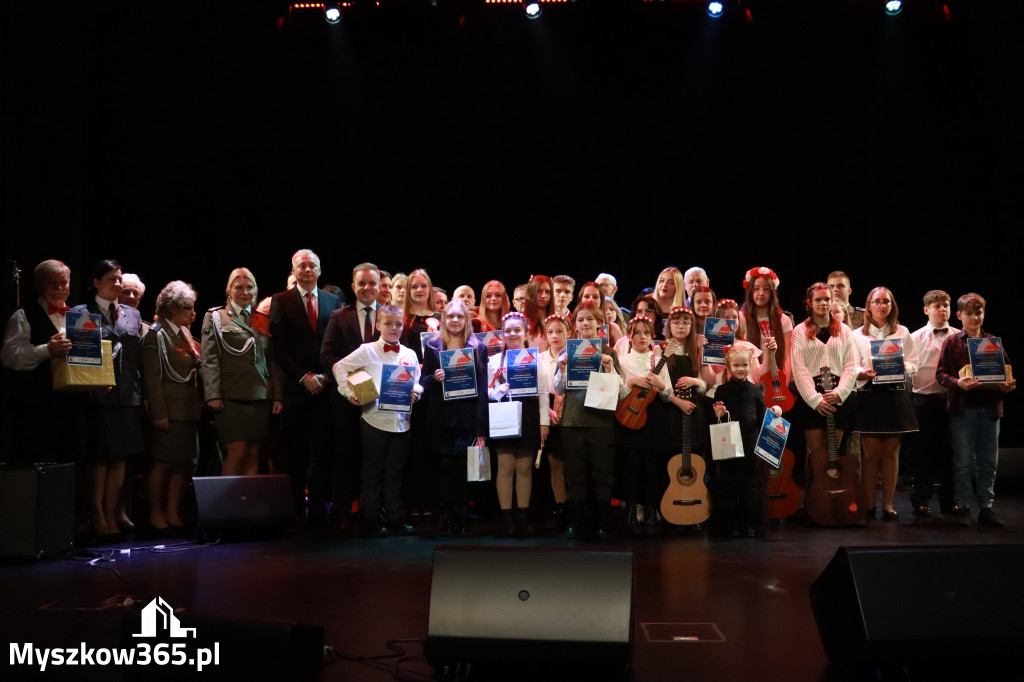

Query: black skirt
[852,380,919,434]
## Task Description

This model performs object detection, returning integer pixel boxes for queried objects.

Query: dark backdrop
[3,0,1020,440]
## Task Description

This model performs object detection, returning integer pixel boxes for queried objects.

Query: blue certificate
[701,317,737,366]
[441,348,478,400]
[505,348,539,397]
[65,310,103,366]
[379,363,416,413]
[753,411,791,469]
[967,337,1007,382]
[870,338,905,384]
[474,331,504,358]
[566,339,602,389]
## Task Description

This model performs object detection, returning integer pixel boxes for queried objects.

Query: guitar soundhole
[826,464,841,480]
[768,467,782,479]
[676,467,696,485]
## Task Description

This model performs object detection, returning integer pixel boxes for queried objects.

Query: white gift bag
[489,399,523,439]
[467,445,492,482]
[584,371,619,411]
[710,412,745,461]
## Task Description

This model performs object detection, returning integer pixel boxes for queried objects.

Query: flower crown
[502,311,528,324]
[627,314,654,333]
[742,266,780,290]
[543,313,570,328]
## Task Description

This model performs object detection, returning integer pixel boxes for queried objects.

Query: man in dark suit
[269,249,341,522]
[320,262,381,527]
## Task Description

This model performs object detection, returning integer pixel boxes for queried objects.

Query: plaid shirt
[935,329,1006,419]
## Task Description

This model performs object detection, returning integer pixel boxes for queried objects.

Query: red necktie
[306,292,318,331]
[384,343,400,354]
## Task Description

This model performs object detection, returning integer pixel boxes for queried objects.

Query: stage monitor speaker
[810,545,1024,677]
[426,546,633,675]
[0,463,74,558]
[191,475,293,531]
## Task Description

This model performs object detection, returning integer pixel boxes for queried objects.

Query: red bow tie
[384,343,400,353]
[48,304,69,315]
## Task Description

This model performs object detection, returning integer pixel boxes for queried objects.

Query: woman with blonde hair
[653,267,685,315]
[201,268,283,476]
[419,299,489,534]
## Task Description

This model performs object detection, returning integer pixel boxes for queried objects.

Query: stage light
[884,0,902,15]
[324,6,341,23]
[707,2,724,18]
[525,1,542,19]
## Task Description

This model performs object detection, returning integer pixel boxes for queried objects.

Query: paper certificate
[65,310,104,366]
[701,317,737,366]
[753,411,791,469]
[967,337,1007,382]
[379,363,416,412]
[566,339,602,389]
[420,331,440,359]
[474,331,504,357]
[870,338,905,384]
[505,348,539,397]
[441,348,478,400]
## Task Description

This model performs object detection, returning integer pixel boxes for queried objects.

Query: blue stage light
[707,2,724,18]
[884,0,902,15]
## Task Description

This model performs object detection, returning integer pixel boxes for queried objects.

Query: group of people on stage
[1,254,1015,542]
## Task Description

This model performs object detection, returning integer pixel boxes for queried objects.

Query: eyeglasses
[870,300,892,307]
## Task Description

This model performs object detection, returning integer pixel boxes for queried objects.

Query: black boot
[563,502,583,539]
[595,503,611,540]
[644,506,662,537]
[499,509,517,536]
[627,503,644,537]
[552,502,567,532]
[516,508,535,535]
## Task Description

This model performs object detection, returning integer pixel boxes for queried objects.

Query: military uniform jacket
[142,322,201,423]
[200,306,281,402]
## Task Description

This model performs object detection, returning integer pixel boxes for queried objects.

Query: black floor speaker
[810,545,1024,677]
[190,475,293,531]
[425,546,634,677]
[0,463,75,558]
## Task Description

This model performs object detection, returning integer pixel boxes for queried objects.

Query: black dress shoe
[387,522,416,535]
[978,508,1005,527]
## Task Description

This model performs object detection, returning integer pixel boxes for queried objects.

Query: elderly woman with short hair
[142,280,201,531]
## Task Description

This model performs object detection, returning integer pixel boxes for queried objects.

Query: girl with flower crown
[738,266,792,387]
[488,311,550,535]
[539,313,571,529]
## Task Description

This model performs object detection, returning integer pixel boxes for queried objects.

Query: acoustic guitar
[804,366,862,526]
[758,320,795,413]
[660,386,710,526]
[616,338,678,430]
[765,446,800,520]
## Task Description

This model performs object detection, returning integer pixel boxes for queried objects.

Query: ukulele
[804,366,862,526]
[765,446,800,520]
[758,320,795,413]
[616,338,678,430]
[660,385,710,526]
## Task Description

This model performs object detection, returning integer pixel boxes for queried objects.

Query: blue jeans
[949,408,1000,509]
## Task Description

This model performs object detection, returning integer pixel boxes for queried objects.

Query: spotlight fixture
[884,0,902,15]
[324,5,341,23]
[524,1,542,19]
[707,1,724,18]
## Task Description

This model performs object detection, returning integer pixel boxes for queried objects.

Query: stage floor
[3,487,1022,682]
